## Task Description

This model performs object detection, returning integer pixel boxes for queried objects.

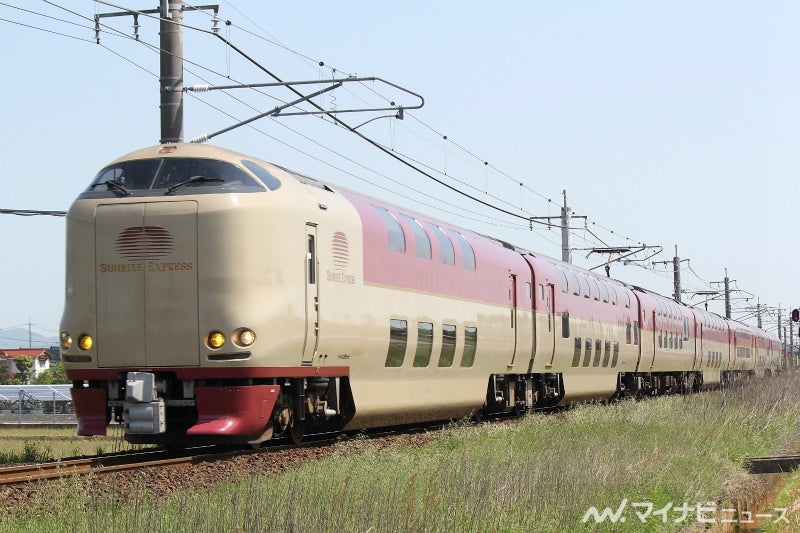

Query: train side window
[610,286,618,306]
[307,234,316,284]
[612,342,620,367]
[557,269,569,293]
[602,340,611,366]
[385,319,407,367]
[372,206,406,253]
[659,330,663,348]
[439,324,457,367]
[425,223,455,265]
[562,312,570,338]
[461,327,477,367]
[599,282,609,303]
[241,160,281,190]
[593,339,602,366]
[683,318,689,340]
[413,322,434,367]
[572,337,582,367]
[580,276,591,299]
[590,278,601,301]
[633,321,639,345]
[624,292,631,309]
[583,339,592,367]
[452,231,476,270]
[568,271,580,296]
[399,215,431,260]
[626,323,632,344]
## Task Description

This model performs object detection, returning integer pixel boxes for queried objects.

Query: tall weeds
[3,373,800,532]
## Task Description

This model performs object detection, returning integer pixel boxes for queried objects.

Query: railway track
[0,422,445,486]
[0,448,216,486]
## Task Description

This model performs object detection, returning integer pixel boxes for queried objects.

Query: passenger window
[413,322,434,367]
[385,319,407,367]
[453,231,476,270]
[625,324,632,345]
[557,269,569,293]
[590,279,600,301]
[594,340,602,366]
[580,276,591,299]
[624,292,631,309]
[633,321,639,345]
[461,327,477,367]
[583,339,592,367]
[572,337,582,367]
[562,312,570,338]
[399,215,431,260]
[439,324,457,367]
[425,223,455,265]
[569,271,580,296]
[372,206,406,253]
[603,340,611,367]
[599,282,609,303]
[612,342,620,367]
[610,286,618,305]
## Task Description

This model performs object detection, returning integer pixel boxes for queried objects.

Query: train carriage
[60,143,781,446]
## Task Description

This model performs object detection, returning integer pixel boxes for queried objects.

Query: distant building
[0,348,52,382]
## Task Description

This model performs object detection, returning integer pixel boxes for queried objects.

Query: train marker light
[206,331,226,349]
[60,332,73,350]
[792,309,799,322]
[234,328,256,347]
[78,334,94,351]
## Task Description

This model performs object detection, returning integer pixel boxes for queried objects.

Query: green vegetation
[2,373,800,532]
[0,425,152,462]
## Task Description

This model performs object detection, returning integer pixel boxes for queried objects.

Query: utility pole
[724,268,731,319]
[560,190,572,263]
[95,2,220,143]
[160,0,184,143]
[529,190,585,264]
[756,298,762,329]
[653,245,688,302]
[27,318,32,349]
[778,305,782,340]
[673,246,681,303]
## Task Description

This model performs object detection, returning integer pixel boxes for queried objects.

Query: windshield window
[87,157,264,193]
[89,159,161,190]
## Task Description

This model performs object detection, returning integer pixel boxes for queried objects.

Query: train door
[302,224,319,365]
[508,274,518,367]
[545,283,557,366]
[698,323,704,369]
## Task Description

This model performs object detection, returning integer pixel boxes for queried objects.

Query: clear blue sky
[1,1,797,342]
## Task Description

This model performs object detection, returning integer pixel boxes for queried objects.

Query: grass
[0,425,153,463]
[2,373,800,532]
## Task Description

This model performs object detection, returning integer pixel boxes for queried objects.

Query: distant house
[0,348,52,382]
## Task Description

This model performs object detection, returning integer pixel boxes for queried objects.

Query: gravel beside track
[0,432,435,511]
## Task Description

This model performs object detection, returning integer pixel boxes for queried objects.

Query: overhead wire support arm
[190,82,344,143]
[185,76,424,119]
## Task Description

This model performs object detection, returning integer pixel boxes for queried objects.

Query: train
[59,143,782,447]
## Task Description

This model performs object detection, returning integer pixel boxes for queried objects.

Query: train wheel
[286,418,304,444]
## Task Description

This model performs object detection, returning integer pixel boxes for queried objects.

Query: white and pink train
[59,143,781,446]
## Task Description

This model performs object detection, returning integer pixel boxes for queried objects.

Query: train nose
[94,201,200,367]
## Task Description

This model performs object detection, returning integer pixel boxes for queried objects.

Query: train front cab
[61,144,357,446]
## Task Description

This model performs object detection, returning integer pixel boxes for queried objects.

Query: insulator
[212,15,220,34]
[187,84,211,93]
[190,135,209,144]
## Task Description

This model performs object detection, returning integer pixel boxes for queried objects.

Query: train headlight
[60,332,73,350]
[234,328,256,347]
[78,334,93,351]
[206,331,226,349]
